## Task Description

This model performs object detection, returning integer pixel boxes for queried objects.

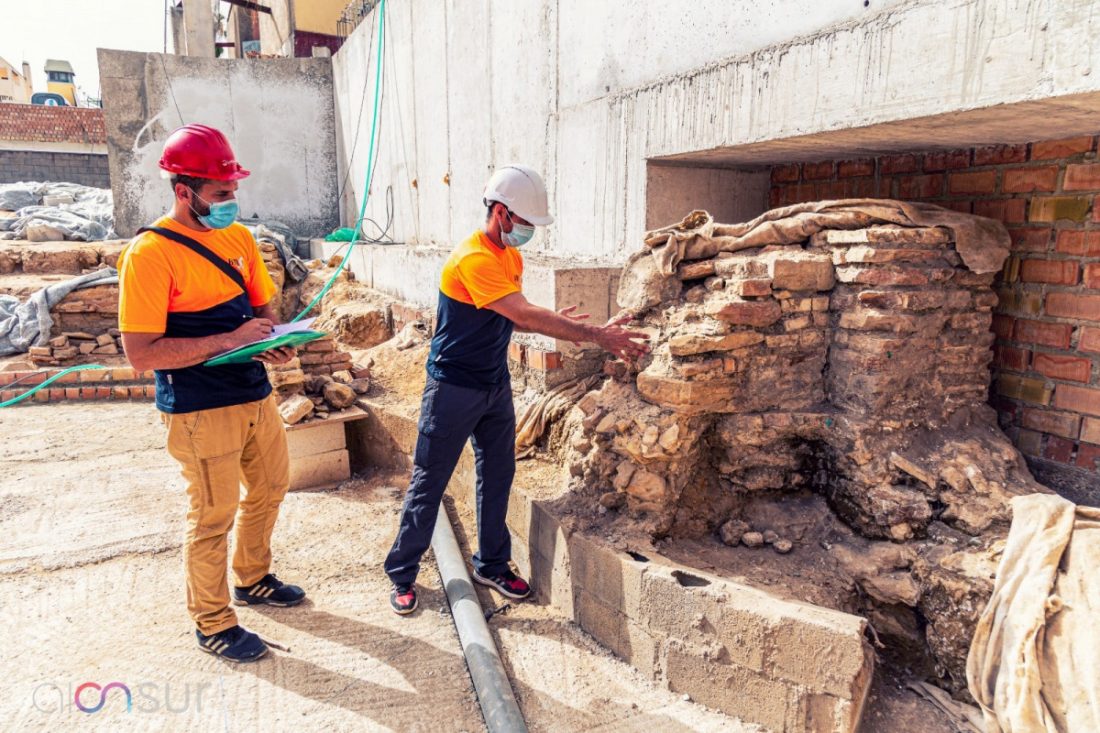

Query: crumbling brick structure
[769,137,1100,499]
[563,204,1046,693]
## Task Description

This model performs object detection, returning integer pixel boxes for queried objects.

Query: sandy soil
[0,401,753,732]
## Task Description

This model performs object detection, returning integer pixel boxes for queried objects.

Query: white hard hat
[482,164,554,226]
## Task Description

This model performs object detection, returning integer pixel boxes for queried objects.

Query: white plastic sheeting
[0,182,116,242]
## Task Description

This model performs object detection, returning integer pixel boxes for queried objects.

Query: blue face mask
[502,211,535,247]
[191,190,239,230]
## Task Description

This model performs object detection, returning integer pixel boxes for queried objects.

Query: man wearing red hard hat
[118,124,304,663]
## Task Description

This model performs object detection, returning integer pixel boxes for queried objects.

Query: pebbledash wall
[768,139,1100,496]
[0,103,109,188]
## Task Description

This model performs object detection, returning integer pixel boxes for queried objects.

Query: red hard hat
[158,124,250,181]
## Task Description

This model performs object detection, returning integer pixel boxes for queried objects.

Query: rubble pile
[562,206,1047,693]
[268,336,369,425]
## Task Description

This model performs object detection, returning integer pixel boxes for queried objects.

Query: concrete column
[169,2,185,54]
[182,0,215,57]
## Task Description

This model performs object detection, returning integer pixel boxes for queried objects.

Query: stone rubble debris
[266,336,369,425]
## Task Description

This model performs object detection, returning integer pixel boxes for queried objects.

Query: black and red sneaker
[472,568,531,600]
[390,584,418,615]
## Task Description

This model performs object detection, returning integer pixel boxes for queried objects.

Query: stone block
[738,279,772,297]
[286,420,345,459]
[771,256,835,292]
[279,394,314,424]
[706,298,781,327]
[668,331,763,356]
[636,372,740,412]
[811,226,950,247]
[289,448,349,490]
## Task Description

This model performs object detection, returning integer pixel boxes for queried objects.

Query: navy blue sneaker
[233,574,306,607]
[196,625,268,663]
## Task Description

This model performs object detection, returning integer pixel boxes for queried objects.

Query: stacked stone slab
[565,214,1047,699]
[27,329,124,366]
[298,335,354,376]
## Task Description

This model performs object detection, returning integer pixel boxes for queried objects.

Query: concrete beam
[182,0,216,57]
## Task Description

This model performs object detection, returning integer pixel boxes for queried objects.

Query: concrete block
[640,564,768,673]
[289,448,349,490]
[788,688,865,733]
[568,531,645,618]
[286,420,345,459]
[527,502,575,615]
[574,588,628,656]
[665,644,791,732]
[764,603,872,699]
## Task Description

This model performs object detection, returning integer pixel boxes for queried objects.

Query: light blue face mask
[502,211,535,248]
[191,190,239,230]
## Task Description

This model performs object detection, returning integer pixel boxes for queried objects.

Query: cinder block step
[0,239,126,275]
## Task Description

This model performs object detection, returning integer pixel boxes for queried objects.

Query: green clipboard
[203,330,328,366]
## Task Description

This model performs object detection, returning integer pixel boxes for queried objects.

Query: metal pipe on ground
[432,508,529,733]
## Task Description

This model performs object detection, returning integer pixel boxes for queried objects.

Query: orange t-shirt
[439,230,523,307]
[118,216,276,334]
[427,230,524,388]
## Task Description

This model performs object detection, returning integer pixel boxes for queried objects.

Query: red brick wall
[769,136,1100,489]
[0,102,106,144]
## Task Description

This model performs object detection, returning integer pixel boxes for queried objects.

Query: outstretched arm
[485,292,649,361]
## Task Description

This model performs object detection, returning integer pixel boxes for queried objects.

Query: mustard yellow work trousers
[163,394,290,635]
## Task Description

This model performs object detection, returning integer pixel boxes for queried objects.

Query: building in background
[0,57,33,104]
[224,0,346,58]
[0,102,108,186]
[44,59,76,106]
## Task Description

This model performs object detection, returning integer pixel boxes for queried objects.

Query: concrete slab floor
[0,402,753,732]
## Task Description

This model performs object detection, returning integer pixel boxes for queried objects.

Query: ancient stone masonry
[268,336,370,426]
[28,329,124,367]
[563,202,1049,695]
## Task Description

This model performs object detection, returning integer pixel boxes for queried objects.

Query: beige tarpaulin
[966,494,1100,733]
[642,199,1011,276]
[514,376,598,459]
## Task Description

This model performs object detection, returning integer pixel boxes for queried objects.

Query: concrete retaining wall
[97,49,339,238]
[0,150,110,188]
[331,0,1100,309]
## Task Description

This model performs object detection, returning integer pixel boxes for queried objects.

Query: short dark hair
[169,174,215,193]
[484,199,504,221]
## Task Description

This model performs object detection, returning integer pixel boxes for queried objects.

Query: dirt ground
[0,401,752,732]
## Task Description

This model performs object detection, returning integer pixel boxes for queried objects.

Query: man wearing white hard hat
[384,164,649,614]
